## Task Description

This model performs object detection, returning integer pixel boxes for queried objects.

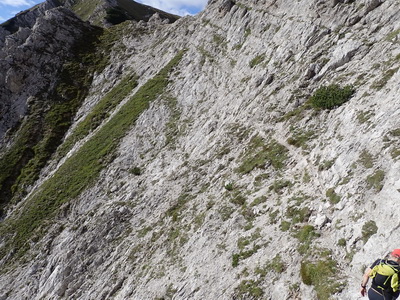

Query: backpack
[369,259,400,293]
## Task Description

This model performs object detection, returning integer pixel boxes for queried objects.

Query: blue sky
[0,0,206,23]
[0,0,43,23]
[137,0,207,16]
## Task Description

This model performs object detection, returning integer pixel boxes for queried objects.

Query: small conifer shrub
[309,84,354,110]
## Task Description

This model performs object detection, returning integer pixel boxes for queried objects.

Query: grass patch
[72,0,103,22]
[287,129,316,149]
[295,225,319,254]
[366,169,385,192]
[269,179,293,194]
[358,150,374,168]
[285,206,311,224]
[166,193,194,222]
[370,68,399,90]
[249,54,265,68]
[233,280,264,299]
[0,50,186,261]
[232,244,262,267]
[58,73,139,157]
[300,256,344,300]
[236,139,289,174]
[391,148,400,159]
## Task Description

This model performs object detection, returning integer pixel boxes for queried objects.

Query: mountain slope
[64,0,179,26]
[1,0,400,299]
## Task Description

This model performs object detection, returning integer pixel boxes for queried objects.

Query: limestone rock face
[1,0,400,299]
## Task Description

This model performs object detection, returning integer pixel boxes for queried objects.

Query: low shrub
[300,257,344,300]
[309,84,354,110]
[362,220,378,242]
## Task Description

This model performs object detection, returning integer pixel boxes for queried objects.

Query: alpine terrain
[0,0,400,299]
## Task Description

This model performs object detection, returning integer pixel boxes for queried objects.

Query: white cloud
[137,0,207,15]
[0,0,33,7]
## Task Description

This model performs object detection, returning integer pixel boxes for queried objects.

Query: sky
[0,0,207,23]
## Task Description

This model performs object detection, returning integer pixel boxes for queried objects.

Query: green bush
[130,167,141,175]
[362,220,378,242]
[326,188,341,204]
[224,182,234,191]
[309,84,354,110]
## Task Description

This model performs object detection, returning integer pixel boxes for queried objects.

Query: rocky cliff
[1,0,400,299]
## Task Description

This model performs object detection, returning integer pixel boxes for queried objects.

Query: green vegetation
[385,29,400,42]
[72,0,179,25]
[300,256,344,300]
[357,110,374,125]
[232,244,261,267]
[387,129,400,159]
[326,188,341,204]
[391,148,400,159]
[233,230,262,267]
[58,73,139,157]
[390,128,400,137]
[105,7,129,25]
[269,179,293,194]
[269,209,279,224]
[366,169,385,192]
[234,280,263,299]
[229,191,247,206]
[280,220,291,231]
[166,193,194,222]
[0,50,186,260]
[236,139,289,174]
[295,225,319,254]
[116,0,179,23]
[129,167,142,176]
[255,254,286,278]
[234,254,286,298]
[371,68,399,90]
[213,34,226,47]
[308,84,354,110]
[285,206,311,224]
[249,54,265,68]
[72,0,103,22]
[287,129,316,149]
[362,220,378,243]
[358,150,374,168]
[254,174,269,187]
[0,26,108,214]
[318,159,336,171]
[224,182,234,191]
[218,205,235,221]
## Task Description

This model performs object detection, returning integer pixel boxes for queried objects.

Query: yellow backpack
[369,260,400,292]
